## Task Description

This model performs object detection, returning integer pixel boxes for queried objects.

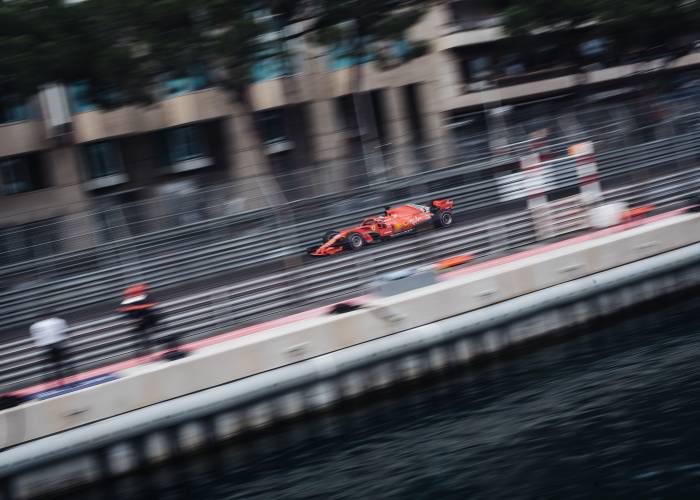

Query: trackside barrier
[0,212,537,392]
[0,169,698,392]
[3,241,700,499]
[1,212,699,452]
[0,101,686,268]
[1,128,699,331]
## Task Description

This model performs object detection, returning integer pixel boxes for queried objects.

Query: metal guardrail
[2,126,699,333]
[0,167,698,392]
[0,211,537,392]
[0,121,700,322]
[3,111,699,279]
[2,95,698,264]
[0,129,700,334]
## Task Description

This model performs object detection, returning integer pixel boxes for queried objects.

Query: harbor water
[64,295,700,499]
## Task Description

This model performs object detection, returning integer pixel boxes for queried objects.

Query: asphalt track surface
[0,202,514,340]
[7,206,688,399]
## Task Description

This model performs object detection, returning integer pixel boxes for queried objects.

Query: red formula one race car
[308,199,454,256]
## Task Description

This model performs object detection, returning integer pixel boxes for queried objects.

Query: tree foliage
[0,0,433,108]
[493,0,700,57]
[0,0,155,105]
[312,0,432,70]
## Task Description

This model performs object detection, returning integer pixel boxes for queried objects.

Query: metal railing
[0,167,698,392]
[1,211,536,393]
[0,124,699,333]
[2,91,698,264]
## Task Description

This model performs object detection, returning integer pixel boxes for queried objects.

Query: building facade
[1,0,699,263]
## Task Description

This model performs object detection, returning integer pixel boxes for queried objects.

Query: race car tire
[346,232,364,251]
[433,210,453,228]
[323,230,340,243]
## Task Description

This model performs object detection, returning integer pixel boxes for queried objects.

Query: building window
[161,72,209,97]
[256,109,287,144]
[68,82,98,113]
[391,40,411,59]
[249,8,300,81]
[468,55,492,80]
[68,82,124,113]
[370,89,388,146]
[0,96,28,124]
[251,39,290,82]
[328,47,374,71]
[0,155,45,195]
[84,141,124,179]
[156,125,212,173]
[403,84,425,145]
[533,43,562,69]
[320,19,375,71]
[579,37,608,58]
[336,95,359,132]
[166,125,207,163]
[501,54,526,76]
[448,0,500,30]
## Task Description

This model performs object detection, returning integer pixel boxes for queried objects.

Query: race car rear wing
[431,199,453,211]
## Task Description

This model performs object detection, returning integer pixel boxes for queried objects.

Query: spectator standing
[30,312,70,385]
[118,283,159,355]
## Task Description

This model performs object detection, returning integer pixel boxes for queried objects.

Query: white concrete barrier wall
[3,241,700,497]
[2,213,700,448]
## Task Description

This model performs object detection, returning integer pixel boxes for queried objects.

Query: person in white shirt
[30,312,70,384]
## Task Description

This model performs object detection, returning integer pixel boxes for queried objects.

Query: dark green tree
[490,0,700,134]
[0,0,434,189]
[493,0,700,72]
[497,0,699,50]
[0,0,152,106]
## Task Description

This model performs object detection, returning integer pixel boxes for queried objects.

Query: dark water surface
[76,297,700,499]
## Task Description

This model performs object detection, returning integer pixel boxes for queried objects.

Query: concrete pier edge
[2,215,700,499]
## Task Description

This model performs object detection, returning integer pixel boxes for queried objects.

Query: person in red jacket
[118,283,185,361]
[118,283,159,355]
